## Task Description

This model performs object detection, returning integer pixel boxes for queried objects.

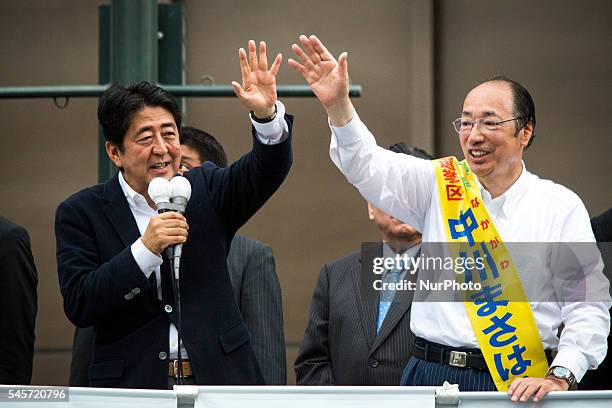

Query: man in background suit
[0,217,37,385]
[70,128,288,386]
[295,145,426,385]
[180,127,287,384]
[580,207,612,389]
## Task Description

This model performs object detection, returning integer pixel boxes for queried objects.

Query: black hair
[389,142,435,159]
[179,126,228,167]
[483,75,537,149]
[98,81,182,150]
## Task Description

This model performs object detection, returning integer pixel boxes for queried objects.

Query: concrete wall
[0,0,609,386]
[435,0,612,213]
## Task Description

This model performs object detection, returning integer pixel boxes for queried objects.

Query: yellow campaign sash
[433,156,547,391]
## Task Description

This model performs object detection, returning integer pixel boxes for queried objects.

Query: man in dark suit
[56,41,292,389]
[226,235,286,384]
[0,217,37,385]
[295,185,423,385]
[69,127,287,386]
[580,207,612,390]
[180,126,287,384]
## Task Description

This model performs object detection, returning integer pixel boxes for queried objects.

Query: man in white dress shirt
[289,34,610,401]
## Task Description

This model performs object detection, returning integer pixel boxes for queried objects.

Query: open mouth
[469,149,490,159]
[150,161,170,171]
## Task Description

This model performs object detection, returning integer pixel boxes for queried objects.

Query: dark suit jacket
[295,247,416,385]
[0,217,37,385]
[56,121,292,389]
[580,207,612,390]
[226,234,286,384]
[70,234,287,386]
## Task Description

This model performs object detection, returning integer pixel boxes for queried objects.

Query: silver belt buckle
[449,351,467,367]
[173,360,180,378]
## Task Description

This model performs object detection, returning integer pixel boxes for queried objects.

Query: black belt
[413,337,554,371]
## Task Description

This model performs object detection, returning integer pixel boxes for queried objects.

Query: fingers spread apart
[236,40,281,79]
[269,53,282,76]
[248,40,258,72]
[299,34,321,63]
[238,47,250,79]
[258,41,268,71]
[308,34,335,62]
[290,43,314,70]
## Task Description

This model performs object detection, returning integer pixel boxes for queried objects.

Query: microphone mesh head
[170,176,192,201]
[148,177,172,204]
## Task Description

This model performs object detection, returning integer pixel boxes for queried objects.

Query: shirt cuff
[550,348,590,383]
[131,238,163,278]
[251,100,288,145]
[329,111,363,146]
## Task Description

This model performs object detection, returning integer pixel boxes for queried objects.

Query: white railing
[1,385,611,408]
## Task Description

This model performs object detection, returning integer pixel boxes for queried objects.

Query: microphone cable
[173,252,184,385]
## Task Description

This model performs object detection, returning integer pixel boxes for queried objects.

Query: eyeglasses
[452,117,523,134]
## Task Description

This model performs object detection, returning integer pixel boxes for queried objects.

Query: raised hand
[232,40,282,119]
[289,34,354,126]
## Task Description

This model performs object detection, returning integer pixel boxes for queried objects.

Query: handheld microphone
[168,176,191,279]
[148,176,192,214]
[147,176,191,272]
[148,177,175,255]
[148,177,173,213]
[169,176,192,213]
[147,176,191,385]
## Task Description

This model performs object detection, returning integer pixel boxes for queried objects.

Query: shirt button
[158,351,168,360]
[369,359,379,368]
[165,305,173,313]
[124,293,134,300]
[171,340,177,349]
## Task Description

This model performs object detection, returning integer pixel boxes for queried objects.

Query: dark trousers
[400,356,497,391]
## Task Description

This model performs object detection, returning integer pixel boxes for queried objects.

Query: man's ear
[519,122,533,148]
[367,203,375,220]
[105,141,123,168]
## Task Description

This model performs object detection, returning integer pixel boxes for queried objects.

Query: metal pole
[110,0,158,84]
[0,85,362,99]
[0,1,365,184]
[98,0,158,180]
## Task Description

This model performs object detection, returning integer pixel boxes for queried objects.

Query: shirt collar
[382,241,422,271]
[118,171,150,210]
[383,241,421,257]
[474,161,530,218]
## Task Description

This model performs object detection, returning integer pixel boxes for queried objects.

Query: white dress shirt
[120,100,289,360]
[328,112,611,381]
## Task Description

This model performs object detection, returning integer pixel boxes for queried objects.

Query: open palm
[232,40,282,117]
[289,35,349,108]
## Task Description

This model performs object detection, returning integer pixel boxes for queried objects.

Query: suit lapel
[352,242,383,350]
[102,173,141,248]
[371,269,416,352]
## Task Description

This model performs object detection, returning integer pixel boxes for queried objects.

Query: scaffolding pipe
[111,0,158,84]
[0,84,362,99]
